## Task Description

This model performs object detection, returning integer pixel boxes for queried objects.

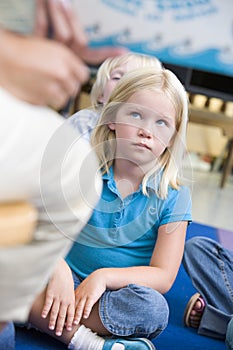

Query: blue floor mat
[15,222,228,350]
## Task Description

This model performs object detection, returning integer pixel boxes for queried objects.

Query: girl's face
[108,90,176,169]
[99,59,142,104]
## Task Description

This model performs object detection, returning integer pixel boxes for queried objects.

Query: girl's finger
[41,294,53,319]
[83,297,94,319]
[73,298,86,325]
[54,303,69,336]
[48,299,60,331]
[65,303,75,332]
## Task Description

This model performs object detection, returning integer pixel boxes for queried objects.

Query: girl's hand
[41,259,75,336]
[73,269,107,325]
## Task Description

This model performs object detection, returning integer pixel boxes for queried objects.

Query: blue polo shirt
[66,167,192,279]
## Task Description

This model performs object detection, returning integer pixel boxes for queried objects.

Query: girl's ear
[98,94,104,103]
[108,123,115,130]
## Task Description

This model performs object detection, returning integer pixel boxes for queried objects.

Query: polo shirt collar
[102,166,160,193]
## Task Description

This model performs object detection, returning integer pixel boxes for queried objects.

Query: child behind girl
[68,52,162,140]
[28,66,192,350]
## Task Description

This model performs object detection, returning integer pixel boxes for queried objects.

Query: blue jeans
[183,237,233,340]
[226,318,233,350]
[72,271,169,339]
[0,322,15,350]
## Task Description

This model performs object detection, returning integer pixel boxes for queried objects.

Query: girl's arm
[74,221,187,324]
[102,221,187,293]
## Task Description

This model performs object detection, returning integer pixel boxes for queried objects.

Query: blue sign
[78,0,233,77]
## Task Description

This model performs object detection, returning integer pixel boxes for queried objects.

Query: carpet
[15,222,231,350]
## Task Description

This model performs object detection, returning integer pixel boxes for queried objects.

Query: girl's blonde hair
[91,52,162,110]
[91,67,189,199]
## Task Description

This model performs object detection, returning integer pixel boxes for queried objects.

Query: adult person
[0,63,102,335]
[0,0,126,347]
[183,236,233,350]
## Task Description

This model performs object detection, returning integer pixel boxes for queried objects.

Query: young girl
[29,67,192,350]
[69,52,162,140]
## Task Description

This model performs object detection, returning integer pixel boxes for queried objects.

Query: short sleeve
[159,185,192,226]
[68,109,99,141]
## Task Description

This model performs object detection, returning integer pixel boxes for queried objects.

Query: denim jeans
[72,271,169,340]
[183,236,233,339]
[226,318,233,350]
[0,322,15,350]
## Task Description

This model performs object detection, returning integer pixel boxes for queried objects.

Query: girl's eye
[156,119,167,126]
[130,111,141,119]
[111,74,122,81]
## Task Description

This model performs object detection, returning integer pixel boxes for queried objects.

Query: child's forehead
[110,57,140,73]
[127,89,164,101]
[123,91,176,117]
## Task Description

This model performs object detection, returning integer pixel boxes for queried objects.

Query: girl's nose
[138,127,152,138]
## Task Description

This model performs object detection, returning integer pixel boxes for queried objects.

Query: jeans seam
[216,246,233,304]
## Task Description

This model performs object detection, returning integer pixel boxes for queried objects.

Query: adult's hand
[35,0,88,47]
[0,30,89,109]
[35,0,128,66]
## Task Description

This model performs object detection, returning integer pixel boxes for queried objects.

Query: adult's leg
[0,88,101,323]
[183,236,233,339]
[226,317,233,350]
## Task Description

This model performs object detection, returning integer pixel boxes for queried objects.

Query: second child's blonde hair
[91,67,189,199]
[91,52,162,110]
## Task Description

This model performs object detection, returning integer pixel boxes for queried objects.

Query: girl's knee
[100,284,169,338]
[128,284,169,331]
